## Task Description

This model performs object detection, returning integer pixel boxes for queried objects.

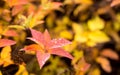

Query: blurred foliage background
[0,0,120,75]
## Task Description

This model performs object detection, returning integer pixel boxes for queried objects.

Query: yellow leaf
[0,71,2,75]
[0,46,14,67]
[96,57,112,73]
[0,59,4,65]
[15,65,28,75]
[62,16,70,25]
[114,22,120,31]
[41,0,48,5]
[29,16,44,28]
[60,30,73,39]
[88,30,110,43]
[88,16,105,31]
[72,50,84,64]
[88,68,101,75]
[41,1,62,10]
[72,23,83,34]
[86,40,96,47]
[116,13,120,21]
[64,0,72,4]
[101,49,119,60]
[75,0,93,5]
[114,14,120,31]
[74,32,88,43]
[64,41,78,52]
[0,25,3,34]
[8,25,25,30]
[1,46,11,59]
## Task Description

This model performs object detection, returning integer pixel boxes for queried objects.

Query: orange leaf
[81,58,90,72]
[51,2,62,10]
[7,0,28,7]
[3,29,18,37]
[12,5,24,16]
[96,57,112,73]
[111,0,120,7]
[23,44,43,52]
[101,49,119,60]
[74,57,90,72]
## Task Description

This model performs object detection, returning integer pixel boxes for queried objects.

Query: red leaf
[3,29,18,37]
[7,0,28,7]
[51,48,73,59]
[36,51,50,69]
[26,29,73,69]
[30,29,45,45]
[49,38,71,49]
[0,39,16,47]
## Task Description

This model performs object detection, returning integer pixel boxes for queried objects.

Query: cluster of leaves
[0,0,120,75]
[0,0,73,75]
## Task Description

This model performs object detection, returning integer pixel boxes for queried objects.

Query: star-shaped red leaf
[24,29,73,69]
[0,39,16,48]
